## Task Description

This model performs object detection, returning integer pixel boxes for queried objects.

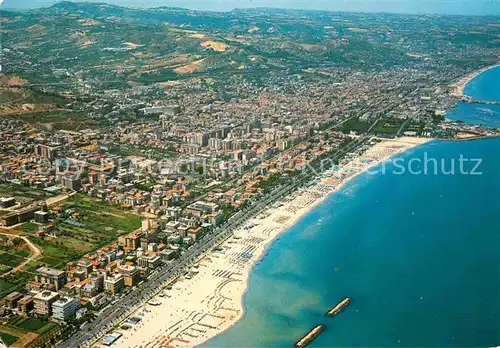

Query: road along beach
[107,137,430,348]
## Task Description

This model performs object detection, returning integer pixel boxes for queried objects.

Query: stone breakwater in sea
[206,137,500,348]
[110,137,429,348]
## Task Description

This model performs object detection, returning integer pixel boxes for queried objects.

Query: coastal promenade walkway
[112,137,430,348]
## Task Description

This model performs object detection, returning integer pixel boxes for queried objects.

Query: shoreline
[200,137,433,346]
[107,137,431,348]
[452,63,500,97]
[445,134,500,142]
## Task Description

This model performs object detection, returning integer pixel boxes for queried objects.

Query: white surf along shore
[101,137,430,348]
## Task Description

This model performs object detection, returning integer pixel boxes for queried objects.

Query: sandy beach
[452,64,500,97]
[99,137,430,348]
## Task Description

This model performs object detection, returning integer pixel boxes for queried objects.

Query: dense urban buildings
[0,1,498,347]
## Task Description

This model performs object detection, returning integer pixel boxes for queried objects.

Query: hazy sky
[1,0,500,15]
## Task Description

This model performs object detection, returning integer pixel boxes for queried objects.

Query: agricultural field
[0,238,35,297]
[0,331,18,346]
[0,194,142,297]
[54,194,142,244]
[0,183,56,201]
[29,194,142,268]
[4,109,99,131]
[0,316,57,347]
[0,246,30,271]
[0,261,44,299]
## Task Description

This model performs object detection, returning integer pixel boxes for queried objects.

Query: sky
[1,0,499,15]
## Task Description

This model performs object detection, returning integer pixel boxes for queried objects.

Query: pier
[460,96,500,106]
[294,325,325,347]
[326,297,351,316]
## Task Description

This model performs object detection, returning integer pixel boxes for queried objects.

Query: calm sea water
[206,138,500,347]
[447,66,500,128]
[463,66,500,101]
[207,67,500,346]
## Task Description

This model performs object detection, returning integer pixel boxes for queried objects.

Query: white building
[139,106,164,115]
[52,297,80,321]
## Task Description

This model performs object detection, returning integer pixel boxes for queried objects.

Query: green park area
[339,117,372,134]
[372,119,406,136]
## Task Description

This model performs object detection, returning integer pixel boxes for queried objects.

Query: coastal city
[0,1,499,347]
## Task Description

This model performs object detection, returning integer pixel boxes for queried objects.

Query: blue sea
[206,138,500,347]
[207,69,500,347]
[463,66,500,101]
[447,66,500,128]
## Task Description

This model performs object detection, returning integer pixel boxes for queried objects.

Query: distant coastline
[452,63,500,97]
[445,134,500,142]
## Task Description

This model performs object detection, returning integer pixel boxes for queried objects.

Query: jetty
[460,96,500,106]
[326,297,351,316]
[294,325,325,347]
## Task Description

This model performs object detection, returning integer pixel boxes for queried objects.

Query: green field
[0,332,19,346]
[0,183,56,201]
[373,119,406,136]
[0,252,25,268]
[0,316,57,347]
[11,317,51,333]
[19,222,39,234]
[56,194,142,240]
[0,279,16,298]
[31,194,142,268]
[404,122,427,136]
[1,194,142,296]
[0,261,44,298]
[0,244,32,295]
[339,117,372,134]
[5,110,99,131]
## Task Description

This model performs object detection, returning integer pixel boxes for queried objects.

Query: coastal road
[58,138,369,348]
[57,183,296,348]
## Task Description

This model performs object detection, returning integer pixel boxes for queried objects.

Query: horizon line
[1,0,500,17]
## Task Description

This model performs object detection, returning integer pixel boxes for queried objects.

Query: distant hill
[1,1,499,90]
[2,0,500,15]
